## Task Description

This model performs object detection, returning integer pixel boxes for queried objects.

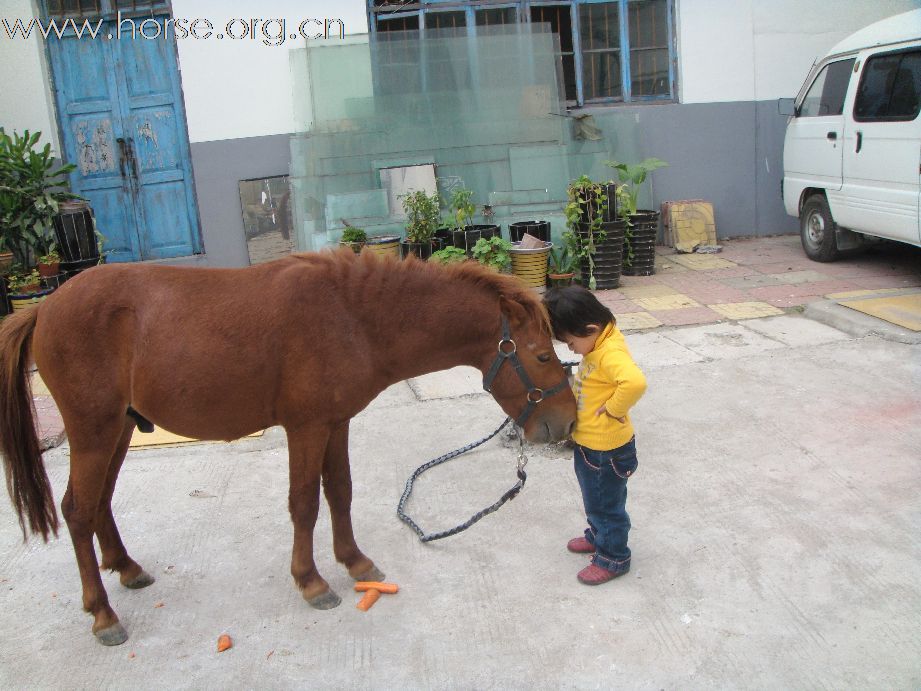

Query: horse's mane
[288,249,550,333]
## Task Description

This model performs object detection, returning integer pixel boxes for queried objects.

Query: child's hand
[594,405,625,423]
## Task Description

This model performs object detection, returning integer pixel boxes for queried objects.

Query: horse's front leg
[322,420,384,582]
[286,425,340,609]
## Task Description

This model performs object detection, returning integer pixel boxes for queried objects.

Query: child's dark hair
[543,286,615,338]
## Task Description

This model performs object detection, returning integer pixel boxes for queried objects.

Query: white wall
[0,0,60,153]
[678,0,921,104]
[173,0,367,143]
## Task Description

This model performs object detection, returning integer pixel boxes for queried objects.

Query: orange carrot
[217,633,233,652]
[356,588,381,611]
[354,582,399,594]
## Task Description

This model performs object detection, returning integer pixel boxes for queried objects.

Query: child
[543,286,647,585]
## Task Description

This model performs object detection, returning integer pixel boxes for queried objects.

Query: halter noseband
[482,315,571,428]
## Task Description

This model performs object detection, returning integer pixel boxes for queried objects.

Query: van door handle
[826,131,837,141]
[855,131,863,153]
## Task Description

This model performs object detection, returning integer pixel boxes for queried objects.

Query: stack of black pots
[577,182,626,290]
[623,210,660,276]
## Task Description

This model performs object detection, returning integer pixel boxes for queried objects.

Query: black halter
[482,315,571,427]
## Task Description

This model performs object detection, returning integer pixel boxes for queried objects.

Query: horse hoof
[353,565,385,582]
[123,570,155,589]
[305,589,341,610]
[94,622,129,646]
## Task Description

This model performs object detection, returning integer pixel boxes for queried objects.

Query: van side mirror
[777,98,796,116]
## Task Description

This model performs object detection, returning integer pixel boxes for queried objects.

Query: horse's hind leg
[96,418,154,590]
[287,424,340,609]
[61,417,133,645]
[322,421,384,582]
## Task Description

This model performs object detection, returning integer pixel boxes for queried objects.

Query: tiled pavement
[598,234,921,331]
[29,234,921,449]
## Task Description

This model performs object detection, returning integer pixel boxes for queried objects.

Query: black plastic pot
[450,224,501,254]
[575,182,619,225]
[400,240,434,260]
[576,220,626,290]
[52,201,99,263]
[508,220,550,243]
[622,210,659,276]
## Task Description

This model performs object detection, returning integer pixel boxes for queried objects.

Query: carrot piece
[217,634,233,652]
[354,582,399,594]
[356,588,381,611]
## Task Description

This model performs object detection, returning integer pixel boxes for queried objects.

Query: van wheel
[800,194,839,262]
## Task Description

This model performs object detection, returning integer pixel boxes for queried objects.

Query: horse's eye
[537,353,553,363]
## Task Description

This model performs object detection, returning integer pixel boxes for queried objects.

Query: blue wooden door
[47,15,201,262]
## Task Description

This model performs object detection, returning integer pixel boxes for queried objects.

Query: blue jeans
[573,437,638,573]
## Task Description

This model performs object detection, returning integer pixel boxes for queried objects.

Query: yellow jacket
[571,323,647,451]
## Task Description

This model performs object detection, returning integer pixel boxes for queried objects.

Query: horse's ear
[499,295,529,329]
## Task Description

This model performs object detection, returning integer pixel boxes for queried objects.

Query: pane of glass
[376,14,420,33]
[580,2,619,52]
[239,176,294,265]
[476,7,516,27]
[801,59,855,116]
[584,50,622,101]
[426,11,466,38]
[113,0,169,11]
[531,5,572,52]
[856,51,921,119]
[887,52,921,118]
[630,47,669,97]
[628,0,667,49]
[48,0,102,17]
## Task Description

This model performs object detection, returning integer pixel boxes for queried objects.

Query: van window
[798,59,855,117]
[854,50,921,121]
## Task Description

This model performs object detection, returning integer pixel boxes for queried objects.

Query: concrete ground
[2,237,920,688]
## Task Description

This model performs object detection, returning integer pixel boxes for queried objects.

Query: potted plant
[37,249,60,278]
[430,246,468,265]
[338,226,367,254]
[547,240,578,287]
[0,128,78,269]
[444,188,501,254]
[400,189,440,260]
[606,157,668,276]
[565,175,628,290]
[7,267,51,311]
[471,236,512,272]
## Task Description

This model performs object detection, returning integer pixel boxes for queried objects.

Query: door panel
[838,49,921,244]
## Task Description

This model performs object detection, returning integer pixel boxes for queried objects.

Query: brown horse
[0,249,576,645]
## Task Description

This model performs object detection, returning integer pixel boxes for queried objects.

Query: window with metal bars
[45,0,168,18]
[367,0,675,106]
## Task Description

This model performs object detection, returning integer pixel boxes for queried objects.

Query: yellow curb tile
[826,288,906,300]
[633,294,700,310]
[655,257,689,273]
[615,312,662,330]
[839,294,921,331]
[618,284,681,299]
[669,254,738,270]
[129,427,264,449]
[708,302,784,320]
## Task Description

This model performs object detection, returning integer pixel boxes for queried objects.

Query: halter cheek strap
[482,315,571,427]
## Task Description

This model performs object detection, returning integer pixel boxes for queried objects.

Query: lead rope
[397,359,577,543]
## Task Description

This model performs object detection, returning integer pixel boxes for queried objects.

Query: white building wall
[0,0,60,152]
[678,0,921,104]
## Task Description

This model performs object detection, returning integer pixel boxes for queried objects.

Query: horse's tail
[0,307,58,541]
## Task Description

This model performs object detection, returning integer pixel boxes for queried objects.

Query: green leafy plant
[471,236,512,272]
[430,246,468,265]
[37,249,60,265]
[0,129,78,266]
[401,189,441,244]
[565,175,622,290]
[604,157,668,218]
[6,267,42,294]
[548,242,578,275]
[445,188,476,230]
[340,227,367,244]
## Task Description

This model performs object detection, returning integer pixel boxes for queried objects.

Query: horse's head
[481,296,577,443]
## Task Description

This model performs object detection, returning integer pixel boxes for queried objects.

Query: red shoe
[567,536,595,553]
[577,563,628,585]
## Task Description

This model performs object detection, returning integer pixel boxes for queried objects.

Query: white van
[782,9,921,261]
